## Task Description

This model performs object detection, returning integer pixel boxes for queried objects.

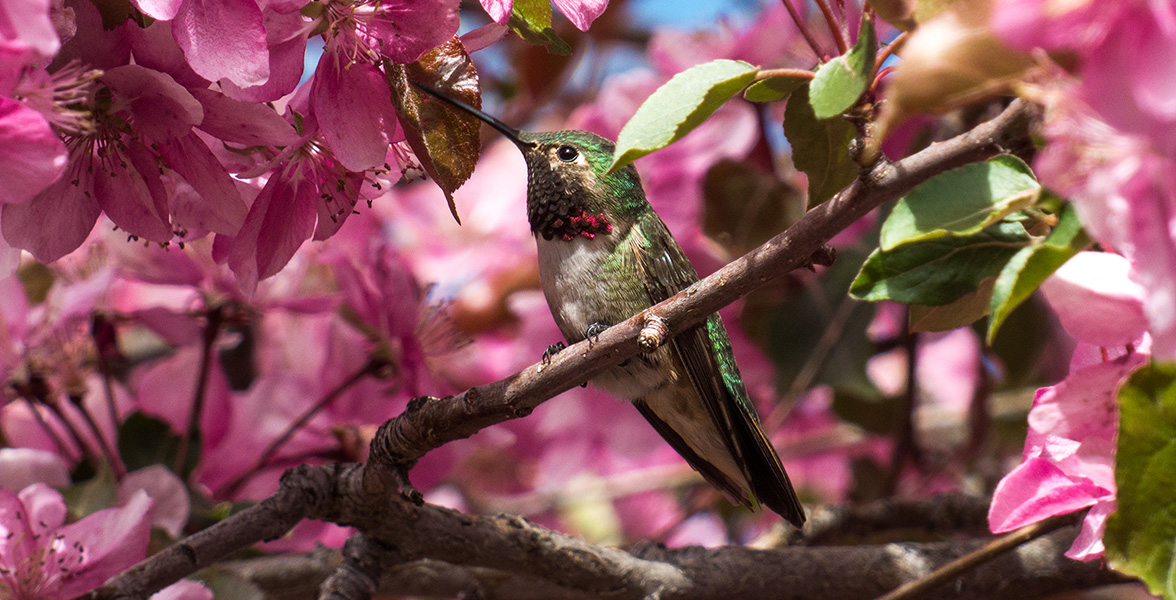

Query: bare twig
[217,358,385,499]
[176,304,224,475]
[874,511,1087,600]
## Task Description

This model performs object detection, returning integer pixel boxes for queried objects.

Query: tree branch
[97,464,1125,600]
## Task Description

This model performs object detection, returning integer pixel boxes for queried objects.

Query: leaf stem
[754,68,815,81]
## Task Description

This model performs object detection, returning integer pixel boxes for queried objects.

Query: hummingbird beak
[410,81,530,148]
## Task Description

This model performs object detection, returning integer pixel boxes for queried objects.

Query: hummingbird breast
[535,230,676,400]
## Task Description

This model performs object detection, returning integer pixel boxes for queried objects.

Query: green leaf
[607,59,759,174]
[1106,362,1176,599]
[809,12,878,119]
[61,465,119,519]
[118,411,201,477]
[850,221,1032,305]
[881,155,1041,250]
[909,276,996,332]
[743,74,808,102]
[784,83,858,207]
[986,205,1090,343]
[508,0,571,55]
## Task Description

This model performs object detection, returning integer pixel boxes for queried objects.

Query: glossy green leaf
[784,83,857,207]
[850,221,1032,305]
[743,74,808,102]
[508,0,571,55]
[1106,362,1176,600]
[909,277,996,332]
[986,205,1090,343]
[810,12,878,119]
[881,155,1040,251]
[607,59,759,174]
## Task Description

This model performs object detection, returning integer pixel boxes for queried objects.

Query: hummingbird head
[412,82,650,241]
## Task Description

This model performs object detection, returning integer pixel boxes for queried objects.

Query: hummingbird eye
[556,145,579,162]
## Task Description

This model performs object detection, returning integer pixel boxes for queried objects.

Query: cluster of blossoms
[985,0,1176,560]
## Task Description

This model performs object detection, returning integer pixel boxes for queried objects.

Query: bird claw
[541,341,567,366]
[585,322,608,348]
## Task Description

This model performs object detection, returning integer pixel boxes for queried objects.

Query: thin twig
[216,359,385,499]
[874,511,1086,600]
[814,0,849,55]
[875,31,910,71]
[780,0,829,62]
[68,393,126,478]
[176,305,225,475]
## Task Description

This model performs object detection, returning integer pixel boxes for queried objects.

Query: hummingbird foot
[584,322,608,347]
[541,341,566,366]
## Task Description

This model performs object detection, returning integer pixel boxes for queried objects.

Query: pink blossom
[0,97,67,205]
[1039,251,1149,348]
[989,352,1147,560]
[118,466,191,538]
[553,0,609,32]
[217,8,307,102]
[314,0,459,65]
[479,0,512,25]
[0,448,70,491]
[0,484,153,599]
[173,0,269,88]
[0,0,63,57]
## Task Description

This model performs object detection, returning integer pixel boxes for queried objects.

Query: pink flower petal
[95,143,173,243]
[1066,499,1113,561]
[151,580,214,600]
[374,0,460,63]
[173,0,268,88]
[102,65,204,142]
[0,448,70,491]
[479,0,511,25]
[988,458,1107,533]
[227,174,317,291]
[157,132,247,235]
[461,22,508,53]
[126,18,209,88]
[2,166,101,262]
[119,465,190,538]
[312,51,400,172]
[18,483,68,533]
[0,97,68,204]
[1040,251,1149,348]
[50,0,130,69]
[552,0,609,31]
[131,0,183,21]
[0,0,60,56]
[56,490,153,598]
[216,9,305,102]
[189,87,299,146]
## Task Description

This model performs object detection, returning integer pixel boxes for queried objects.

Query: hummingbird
[413,83,806,527]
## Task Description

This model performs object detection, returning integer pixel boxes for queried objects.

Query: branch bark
[99,464,1126,600]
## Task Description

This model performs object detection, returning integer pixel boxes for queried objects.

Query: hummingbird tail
[735,410,807,528]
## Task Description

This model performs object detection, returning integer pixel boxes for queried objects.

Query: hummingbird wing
[631,215,806,527]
